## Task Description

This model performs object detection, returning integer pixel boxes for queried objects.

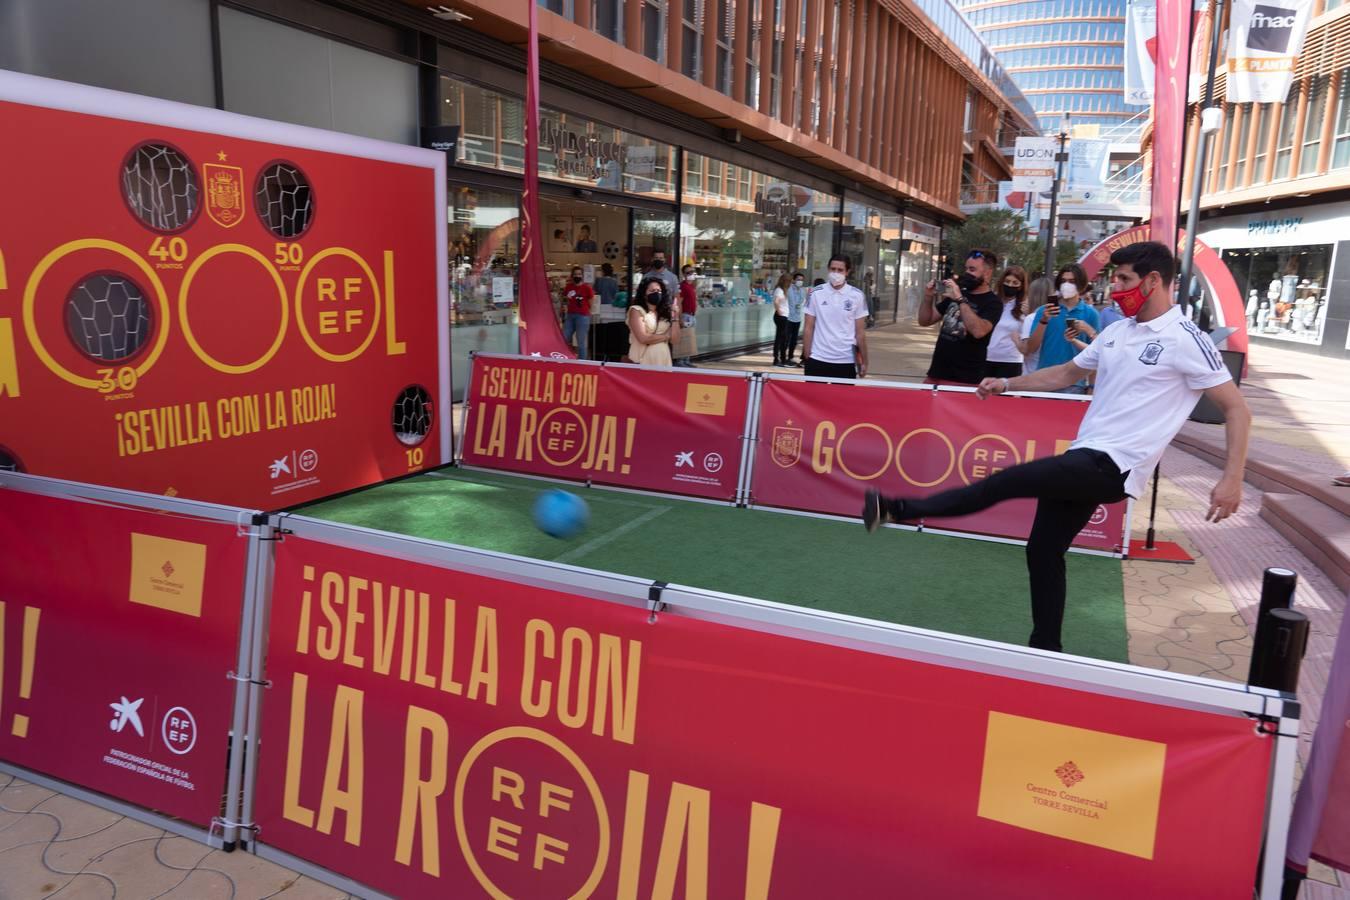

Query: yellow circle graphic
[178,244,289,375]
[957,433,1022,485]
[453,726,609,900]
[894,427,957,488]
[22,239,170,390]
[537,408,589,467]
[834,422,894,482]
[294,247,381,363]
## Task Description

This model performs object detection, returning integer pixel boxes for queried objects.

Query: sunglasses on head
[968,251,988,260]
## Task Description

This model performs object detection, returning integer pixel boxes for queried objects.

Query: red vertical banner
[752,380,1127,551]
[518,1,575,358]
[0,488,244,825]
[1150,0,1193,250]
[251,533,1272,899]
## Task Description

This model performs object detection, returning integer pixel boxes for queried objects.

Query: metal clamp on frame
[209,815,260,852]
[648,580,668,624]
[227,670,273,688]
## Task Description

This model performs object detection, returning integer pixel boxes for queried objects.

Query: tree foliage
[943,210,1081,280]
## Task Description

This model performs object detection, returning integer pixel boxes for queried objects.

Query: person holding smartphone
[916,248,1003,384]
[1022,264,1099,393]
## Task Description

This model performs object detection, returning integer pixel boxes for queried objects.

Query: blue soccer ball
[533,489,590,539]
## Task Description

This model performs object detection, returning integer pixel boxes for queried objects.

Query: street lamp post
[1043,114,1071,277]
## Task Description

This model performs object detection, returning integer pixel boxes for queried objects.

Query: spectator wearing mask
[785,272,807,367]
[984,265,1029,378]
[626,275,679,367]
[802,255,869,378]
[561,265,595,359]
[1016,276,1055,373]
[675,265,700,367]
[594,262,619,306]
[648,250,680,299]
[1098,292,1126,329]
[917,249,1003,384]
[772,273,793,367]
[1023,264,1100,393]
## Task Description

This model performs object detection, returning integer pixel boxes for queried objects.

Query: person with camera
[917,248,1004,384]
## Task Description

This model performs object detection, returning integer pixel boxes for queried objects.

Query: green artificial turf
[298,468,1128,662]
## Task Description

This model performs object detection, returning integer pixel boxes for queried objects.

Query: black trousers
[984,360,1023,378]
[885,448,1128,653]
[786,320,802,360]
[773,314,790,363]
[804,358,857,378]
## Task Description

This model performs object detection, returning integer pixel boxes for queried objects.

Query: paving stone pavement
[0,774,354,900]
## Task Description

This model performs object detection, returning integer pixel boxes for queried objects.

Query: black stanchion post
[1245,568,1305,899]
[1248,567,1299,686]
[1144,465,1160,550]
[1250,608,1310,693]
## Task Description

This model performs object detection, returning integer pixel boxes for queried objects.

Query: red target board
[0,71,448,507]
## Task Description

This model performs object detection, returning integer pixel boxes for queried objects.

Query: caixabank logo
[1247,5,1299,52]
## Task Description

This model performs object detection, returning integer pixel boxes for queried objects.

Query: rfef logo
[1247,5,1298,52]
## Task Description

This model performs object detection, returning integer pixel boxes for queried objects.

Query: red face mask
[1114,279,1150,317]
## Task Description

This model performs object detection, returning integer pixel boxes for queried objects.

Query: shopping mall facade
[1185,0,1350,359]
[0,0,1036,385]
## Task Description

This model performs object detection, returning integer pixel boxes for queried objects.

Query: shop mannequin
[1246,290,1260,329]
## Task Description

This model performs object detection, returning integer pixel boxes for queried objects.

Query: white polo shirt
[1069,305,1231,498]
[804,283,868,364]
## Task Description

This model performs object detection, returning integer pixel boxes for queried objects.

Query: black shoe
[863,489,887,533]
[773,361,788,367]
[786,359,801,367]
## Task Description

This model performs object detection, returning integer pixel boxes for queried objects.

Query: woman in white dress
[626,276,678,367]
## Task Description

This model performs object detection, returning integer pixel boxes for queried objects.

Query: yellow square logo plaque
[129,533,207,617]
[977,711,1167,859]
[684,383,728,416]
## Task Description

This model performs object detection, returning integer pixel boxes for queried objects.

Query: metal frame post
[218,512,267,851]
[238,515,280,851]
[735,372,763,506]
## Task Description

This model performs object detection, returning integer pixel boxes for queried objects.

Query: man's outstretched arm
[1202,380,1251,522]
[976,361,1088,398]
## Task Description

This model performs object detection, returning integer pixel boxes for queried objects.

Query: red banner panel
[462,356,749,501]
[753,379,1128,550]
[0,488,245,825]
[0,74,444,508]
[254,535,1270,897]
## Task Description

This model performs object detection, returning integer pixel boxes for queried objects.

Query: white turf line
[422,470,661,509]
[552,506,670,564]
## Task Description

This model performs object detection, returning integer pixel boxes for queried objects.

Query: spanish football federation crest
[771,424,803,468]
[203,162,245,228]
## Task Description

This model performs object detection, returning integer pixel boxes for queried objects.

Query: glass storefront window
[1274,86,1300,179]
[678,151,840,355]
[1332,72,1350,170]
[440,76,676,200]
[839,200,901,325]
[1300,76,1327,176]
[1222,245,1332,346]
[441,78,525,172]
[448,187,521,399]
[539,107,677,200]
